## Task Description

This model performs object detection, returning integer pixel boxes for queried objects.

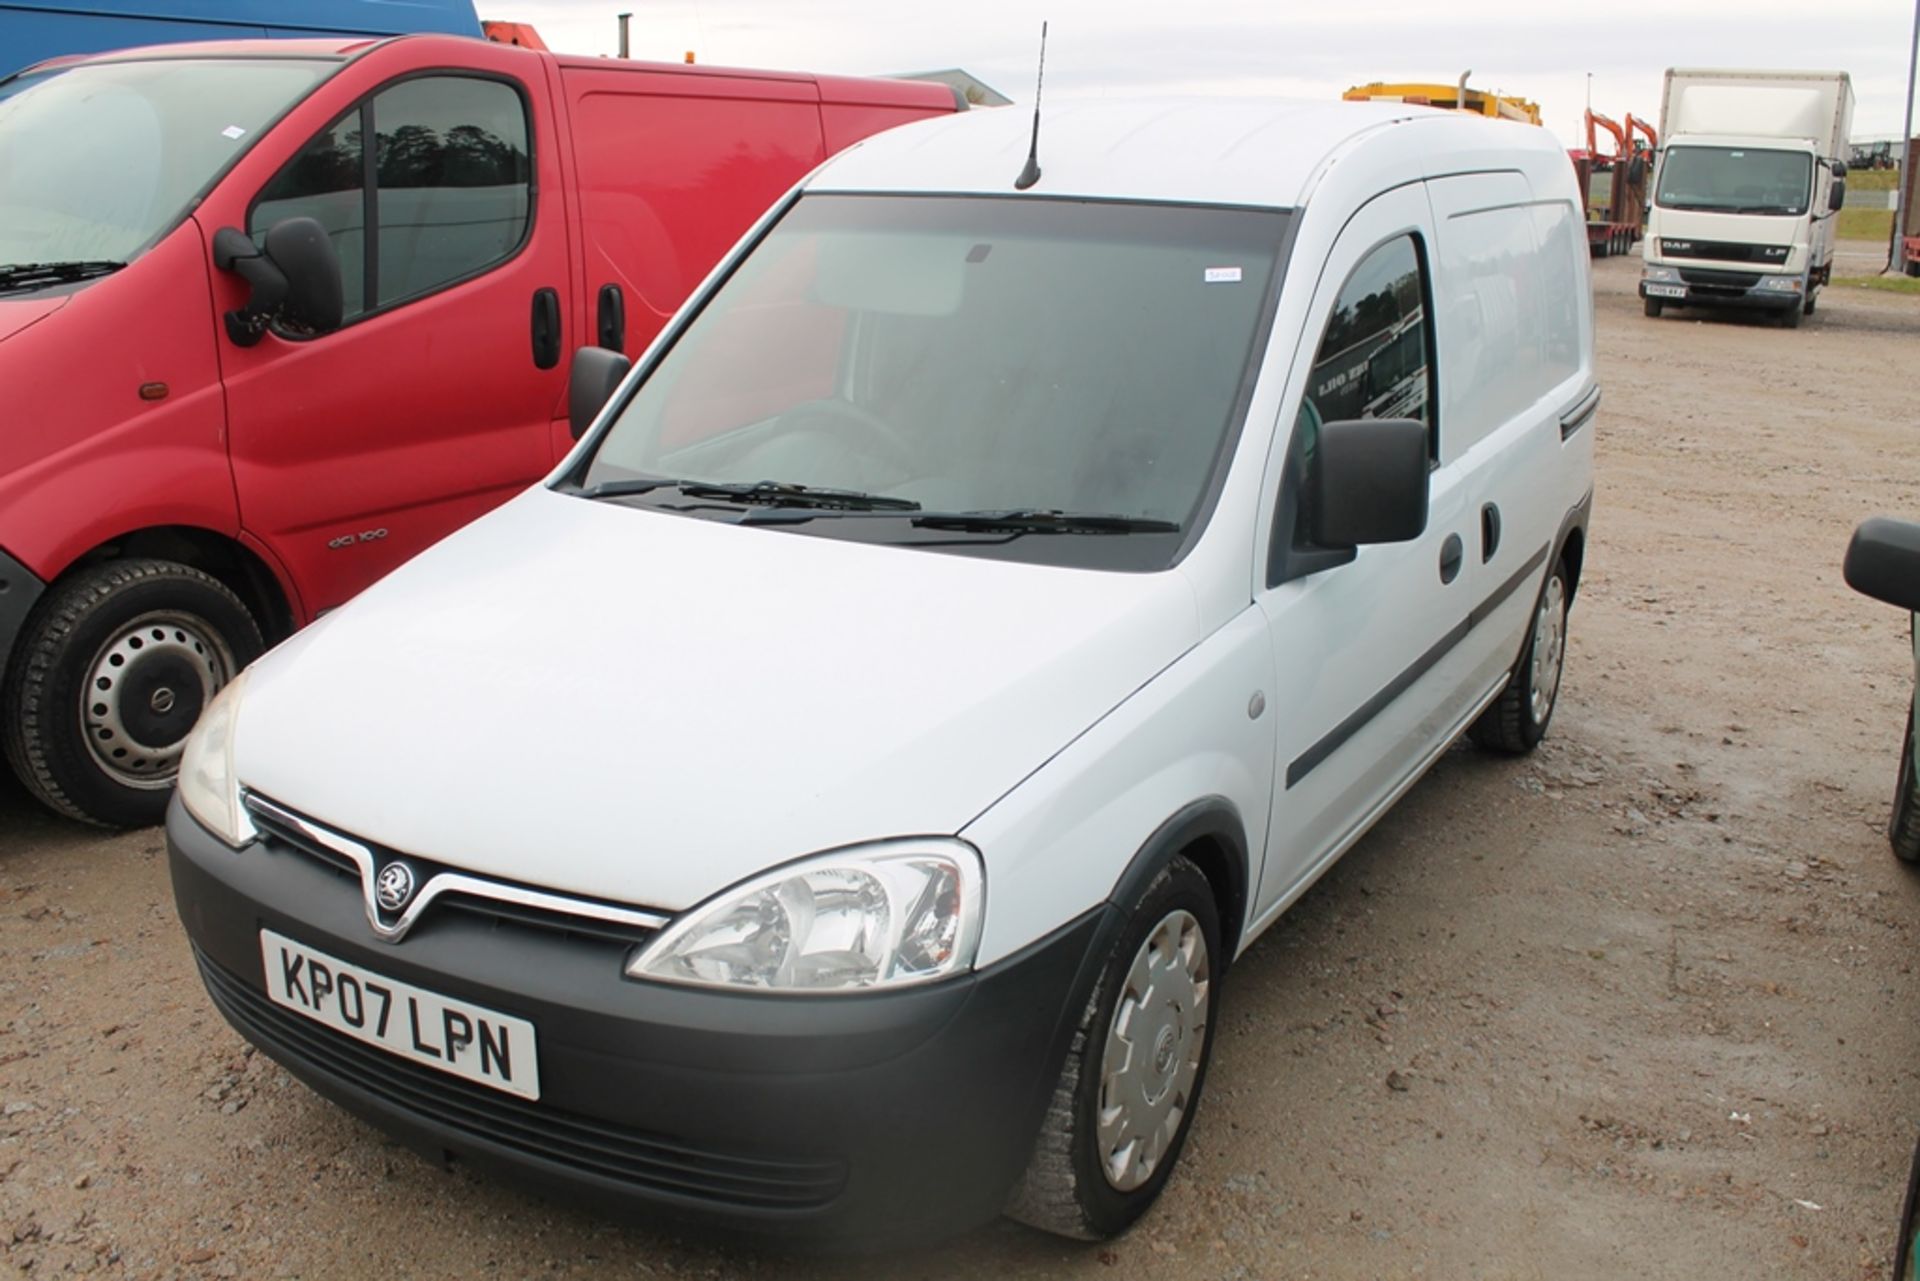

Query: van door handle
[1439,533,1464,584]
[530,288,561,370]
[1481,503,1502,562]
[597,284,625,352]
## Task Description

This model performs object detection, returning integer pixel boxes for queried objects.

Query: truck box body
[1660,69,1852,161]
[1640,68,1854,326]
[0,0,483,78]
[0,34,958,825]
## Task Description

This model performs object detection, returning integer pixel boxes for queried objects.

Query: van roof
[808,96,1569,209]
[28,35,953,108]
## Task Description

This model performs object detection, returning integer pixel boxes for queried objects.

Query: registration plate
[260,929,540,1100]
[1645,284,1686,299]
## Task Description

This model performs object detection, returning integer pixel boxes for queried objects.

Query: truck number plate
[261,929,540,1100]
[1645,284,1686,299]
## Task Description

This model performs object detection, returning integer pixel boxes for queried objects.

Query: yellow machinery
[1343,78,1542,126]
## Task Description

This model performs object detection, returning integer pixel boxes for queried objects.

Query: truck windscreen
[1655,146,1812,217]
[0,57,332,275]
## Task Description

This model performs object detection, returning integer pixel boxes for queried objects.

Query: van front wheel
[3,559,262,828]
[1006,855,1221,1240]
[1643,298,1663,318]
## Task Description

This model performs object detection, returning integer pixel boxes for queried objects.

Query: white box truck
[1640,69,1854,328]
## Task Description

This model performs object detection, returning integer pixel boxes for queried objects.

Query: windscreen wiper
[0,260,126,291]
[575,475,680,500]
[910,509,1181,535]
[671,480,920,511]
[577,476,920,512]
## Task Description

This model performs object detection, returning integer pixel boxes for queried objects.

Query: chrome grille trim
[243,793,671,944]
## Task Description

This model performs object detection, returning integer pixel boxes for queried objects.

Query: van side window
[252,75,531,325]
[255,111,368,317]
[1269,233,1436,588]
[1301,234,1435,455]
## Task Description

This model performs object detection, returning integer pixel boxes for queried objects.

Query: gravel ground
[4,246,1920,1280]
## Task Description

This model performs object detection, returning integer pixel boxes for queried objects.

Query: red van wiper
[0,260,126,291]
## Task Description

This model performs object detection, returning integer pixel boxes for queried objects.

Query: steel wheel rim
[1097,908,1210,1192]
[1529,574,1566,724]
[80,610,234,789]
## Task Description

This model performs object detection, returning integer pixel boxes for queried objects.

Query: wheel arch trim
[1103,797,1251,967]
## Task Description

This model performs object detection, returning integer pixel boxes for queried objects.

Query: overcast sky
[499,0,1917,148]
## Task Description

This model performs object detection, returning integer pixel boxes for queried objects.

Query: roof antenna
[1014,21,1048,191]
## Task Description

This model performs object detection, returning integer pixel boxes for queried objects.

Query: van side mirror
[1844,517,1920,612]
[570,346,632,439]
[1831,159,1849,178]
[1307,418,1430,548]
[1828,180,1847,213]
[211,217,343,347]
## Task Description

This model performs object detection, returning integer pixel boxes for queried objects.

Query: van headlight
[1758,275,1803,292]
[1643,265,1680,283]
[626,840,984,992]
[177,670,255,848]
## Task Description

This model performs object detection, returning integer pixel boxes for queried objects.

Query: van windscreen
[0,57,332,276]
[580,194,1292,571]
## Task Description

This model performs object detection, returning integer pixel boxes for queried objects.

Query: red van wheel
[3,560,262,828]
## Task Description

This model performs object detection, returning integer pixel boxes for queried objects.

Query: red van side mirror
[212,218,344,346]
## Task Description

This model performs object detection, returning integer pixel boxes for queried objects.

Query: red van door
[200,46,572,615]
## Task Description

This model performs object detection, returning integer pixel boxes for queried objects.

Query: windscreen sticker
[1204,266,1243,283]
[221,125,248,140]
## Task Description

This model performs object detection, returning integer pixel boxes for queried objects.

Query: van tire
[2,559,262,828]
[1802,291,1817,317]
[1469,557,1569,755]
[1891,711,1920,863]
[1643,298,1663,318]
[1005,855,1221,1241]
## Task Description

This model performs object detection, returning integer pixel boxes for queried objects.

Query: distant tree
[377,124,443,188]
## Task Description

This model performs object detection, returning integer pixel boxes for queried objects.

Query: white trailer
[1640,69,1854,328]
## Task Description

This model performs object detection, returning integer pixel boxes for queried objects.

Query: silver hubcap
[1098,909,1210,1192]
[1528,573,1566,724]
[81,611,233,788]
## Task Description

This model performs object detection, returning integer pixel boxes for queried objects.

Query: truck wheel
[1891,711,1920,863]
[2,559,263,828]
[1802,291,1817,317]
[1006,856,1221,1240]
[1470,557,1569,755]
[1643,298,1663,318]
[1906,260,1919,279]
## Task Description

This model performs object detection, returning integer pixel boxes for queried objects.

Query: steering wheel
[776,397,917,479]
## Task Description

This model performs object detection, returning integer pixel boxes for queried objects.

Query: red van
[0,35,957,827]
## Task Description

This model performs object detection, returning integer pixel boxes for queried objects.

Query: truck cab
[1640,69,1854,327]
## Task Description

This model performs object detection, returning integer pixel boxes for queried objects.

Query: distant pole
[1890,0,1918,273]
[617,11,632,59]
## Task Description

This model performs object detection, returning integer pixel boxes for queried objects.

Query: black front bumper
[1640,270,1802,311]
[168,799,1108,1246]
[0,548,46,680]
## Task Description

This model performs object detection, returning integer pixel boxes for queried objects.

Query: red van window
[252,74,531,324]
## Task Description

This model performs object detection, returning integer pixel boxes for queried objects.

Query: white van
[167,98,1596,1245]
